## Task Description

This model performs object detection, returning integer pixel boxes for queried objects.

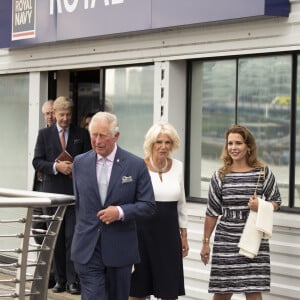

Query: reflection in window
[296,56,300,208]
[238,56,291,206]
[190,60,236,199]
[190,55,295,207]
[0,73,29,189]
[105,65,154,157]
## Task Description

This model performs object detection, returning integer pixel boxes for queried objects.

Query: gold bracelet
[202,237,210,244]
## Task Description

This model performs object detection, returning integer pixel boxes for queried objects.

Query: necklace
[150,157,168,174]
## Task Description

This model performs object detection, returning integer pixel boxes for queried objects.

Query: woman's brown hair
[219,124,264,178]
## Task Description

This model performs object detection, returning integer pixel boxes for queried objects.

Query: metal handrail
[0,188,75,300]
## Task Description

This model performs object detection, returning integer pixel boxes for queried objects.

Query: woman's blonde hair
[219,124,264,178]
[143,122,180,158]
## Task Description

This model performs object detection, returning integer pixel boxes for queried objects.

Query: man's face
[90,120,119,157]
[54,109,72,129]
[43,103,56,127]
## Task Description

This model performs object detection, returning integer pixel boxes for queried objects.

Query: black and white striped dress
[206,166,281,294]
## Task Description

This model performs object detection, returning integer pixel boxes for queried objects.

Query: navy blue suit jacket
[32,124,91,195]
[71,146,156,267]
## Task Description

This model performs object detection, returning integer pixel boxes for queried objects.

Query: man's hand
[56,161,72,176]
[97,206,120,224]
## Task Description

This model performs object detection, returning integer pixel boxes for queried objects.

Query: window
[295,55,300,208]
[189,54,298,208]
[69,65,154,157]
[0,73,29,189]
[189,60,236,199]
[105,65,154,157]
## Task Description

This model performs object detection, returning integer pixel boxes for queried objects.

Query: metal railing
[0,188,75,300]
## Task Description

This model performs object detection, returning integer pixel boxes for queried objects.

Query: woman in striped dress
[200,124,281,300]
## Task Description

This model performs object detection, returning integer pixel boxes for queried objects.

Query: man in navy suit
[71,111,156,300]
[32,96,91,295]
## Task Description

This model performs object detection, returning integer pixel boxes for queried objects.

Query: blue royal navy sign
[12,0,36,41]
[0,0,290,49]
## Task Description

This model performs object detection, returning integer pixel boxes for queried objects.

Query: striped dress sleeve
[206,170,223,216]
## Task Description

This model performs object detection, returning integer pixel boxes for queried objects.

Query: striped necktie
[60,128,66,150]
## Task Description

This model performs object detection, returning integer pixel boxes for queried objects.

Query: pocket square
[122,176,133,184]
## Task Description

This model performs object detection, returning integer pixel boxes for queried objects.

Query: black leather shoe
[52,282,66,293]
[48,273,56,289]
[66,282,81,295]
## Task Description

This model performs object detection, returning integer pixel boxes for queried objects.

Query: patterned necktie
[60,128,66,150]
[99,158,108,205]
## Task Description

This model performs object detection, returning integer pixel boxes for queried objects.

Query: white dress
[130,159,188,298]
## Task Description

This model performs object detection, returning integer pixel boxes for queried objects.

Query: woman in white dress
[129,122,189,300]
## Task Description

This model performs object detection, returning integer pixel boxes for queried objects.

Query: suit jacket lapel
[89,151,101,201]
[51,125,63,153]
[83,150,101,204]
[66,124,74,151]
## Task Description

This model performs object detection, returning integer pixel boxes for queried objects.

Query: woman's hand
[181,237,189,257]
[200,243,210,266]
[248,192,259,212]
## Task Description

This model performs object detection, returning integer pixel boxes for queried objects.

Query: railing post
[29,206,67,300]
[15,208,34,299]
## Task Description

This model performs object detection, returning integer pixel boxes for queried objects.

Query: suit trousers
[74,237,132,300]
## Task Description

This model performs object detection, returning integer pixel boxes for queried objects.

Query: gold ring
[106,221,109,225]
